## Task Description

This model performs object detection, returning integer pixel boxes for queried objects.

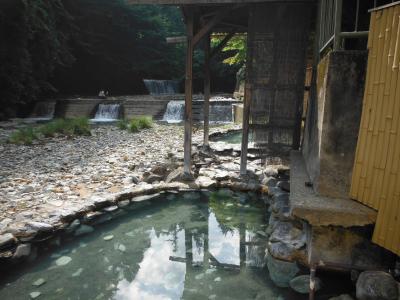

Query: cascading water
[144,79,179,95]
[30,102,55,120]
[162,97,236,123]
[162,100,184,123]
[94,104,121,121]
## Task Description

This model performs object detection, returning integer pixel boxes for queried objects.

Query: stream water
[0,191,307,300]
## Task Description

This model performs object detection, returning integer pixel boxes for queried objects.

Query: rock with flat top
[0,233,16,249]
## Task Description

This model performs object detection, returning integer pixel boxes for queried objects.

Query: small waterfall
[30,102,55,120]
[144,79,179,95]
[162,100,184,123]
[94,104,120,121]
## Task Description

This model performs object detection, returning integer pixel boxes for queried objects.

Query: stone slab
[290,151,377,227]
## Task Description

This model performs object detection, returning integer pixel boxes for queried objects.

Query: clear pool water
[0,191,305,300]
[212,131,243,144]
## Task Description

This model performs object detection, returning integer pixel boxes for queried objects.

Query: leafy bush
[137,116,153,129]
[8,118,91,145]
[65,117,91,136]
[119,116,153,133]
[129,119,141,133]
[39,119,67,137]
[8,127,38,145]
[117,119,129,130]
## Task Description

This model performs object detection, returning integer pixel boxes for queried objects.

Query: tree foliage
[0,1,239,120]
[212,35,247,67]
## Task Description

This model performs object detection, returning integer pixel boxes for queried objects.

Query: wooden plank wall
[247,2,312,151]
[350,3,400,255]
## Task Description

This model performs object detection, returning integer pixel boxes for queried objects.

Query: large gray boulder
[266,252,299,287]
[356,271,398,300]
[289,274,322,294]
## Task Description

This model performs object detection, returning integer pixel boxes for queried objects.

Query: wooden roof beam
[192,5,235,46]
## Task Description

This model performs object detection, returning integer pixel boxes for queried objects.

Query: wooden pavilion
[128,0,314,177]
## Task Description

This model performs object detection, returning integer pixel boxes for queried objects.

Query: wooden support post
[203,33,211,149]
[240,83,251,176]
[184,10,194,176]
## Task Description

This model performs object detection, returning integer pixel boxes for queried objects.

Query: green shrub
[129,119,141,132]
[137,116,153,129]
[9,118,91,145]
[117,119,129,130]
[66,117,91,136]
[8,127,38,145]
[38,119,66,137]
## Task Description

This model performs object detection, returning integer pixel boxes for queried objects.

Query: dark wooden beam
[203,33,211,148]
[184,8,194,177]
[210,31,235,58]
[192,6,233,46]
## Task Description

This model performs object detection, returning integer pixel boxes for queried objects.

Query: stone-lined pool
[0,190,306,300]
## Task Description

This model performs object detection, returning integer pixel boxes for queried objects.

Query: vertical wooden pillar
[184,10,194,176]
[240,83,251,175]
[203,34,211,149]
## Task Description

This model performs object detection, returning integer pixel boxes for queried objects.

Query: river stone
[72,268,83,277]
[13,243,31,259]
[145,174,163,184]
[27,222,53,232]
[266,252,299,287]
[30,291,41,299]
[277,181,290,192]
[264,167,279,177]
[289,275,322,294]
[150,165,168,176]
[21,185,34,194]
[0,233,16,249]
[74,225,94,236]
[268,241,298,261]
[32,278,46,286]
[262,177,277,188]
[66,219,81,233]
[56,256,72,266]
[131,175,140,184]
[269,221,306,250]
[165,167,186,183]
[195,176,216,188]
[103,235,114,241]
[356,271,399,300]
[328,295,354,300]
[103,206,118,213]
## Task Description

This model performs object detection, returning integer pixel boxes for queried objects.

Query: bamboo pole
[184,9,194,176]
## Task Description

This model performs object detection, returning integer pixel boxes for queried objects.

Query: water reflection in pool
[0,191,301,300]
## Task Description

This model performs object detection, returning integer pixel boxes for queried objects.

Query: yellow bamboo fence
[350,2,400,255]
